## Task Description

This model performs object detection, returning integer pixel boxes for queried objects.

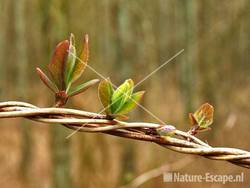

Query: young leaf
[115,91,145,115]
[65,34,77,89]
[36,68,58,93]
[111,79,134,114]
[79,34,89,66]
[68,79,99,97]
[189,103,214,129]
[48,40,69,90]
[98,78,114,114]
[71,34,89,83]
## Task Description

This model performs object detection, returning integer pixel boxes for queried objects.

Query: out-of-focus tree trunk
[0,0,5,98]
[39,0,71,187]
[179,0,197,113]
[46,0,71,187]
[14,0,32,184]
[15,0,28,98]
[196,1,216,104]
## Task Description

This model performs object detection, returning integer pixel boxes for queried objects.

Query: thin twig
[120,157,193,188]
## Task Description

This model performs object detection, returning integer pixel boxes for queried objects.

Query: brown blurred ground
[0,0,249,188]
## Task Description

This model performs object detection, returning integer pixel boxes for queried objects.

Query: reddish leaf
[189,103,214,129]
[48,40,70,90]
[36,68,58,93]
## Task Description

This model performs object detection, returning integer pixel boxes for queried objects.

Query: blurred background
[0,0,249,187]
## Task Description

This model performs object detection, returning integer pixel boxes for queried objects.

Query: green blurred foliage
[0,0,249,188]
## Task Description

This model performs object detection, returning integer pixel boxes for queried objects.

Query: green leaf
[190,103,214,129]
[111,79,134,114]
[98,78,114,114]
[36,68,58,93]
[65,34,77,90]
[70,61,85,84]
[68,79,99,97]
[116,91,145,115]
[71,34,89,83]
[48,39,69,90]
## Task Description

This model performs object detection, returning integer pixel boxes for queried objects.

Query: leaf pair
[189,103,214,131]
[36,33,99,107]
[98,79,145,118]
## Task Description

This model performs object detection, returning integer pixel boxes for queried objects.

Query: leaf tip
[36,67,41,73]
[69,33,75,46]
[84,34,89,44]
[36,67,58,93]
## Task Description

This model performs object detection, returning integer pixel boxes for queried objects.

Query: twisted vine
[0,101,249,169]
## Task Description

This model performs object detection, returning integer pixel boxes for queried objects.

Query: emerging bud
[157,125,176,137]
[36,33,99,107]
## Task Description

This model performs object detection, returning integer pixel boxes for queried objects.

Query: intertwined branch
[0,101,249,169]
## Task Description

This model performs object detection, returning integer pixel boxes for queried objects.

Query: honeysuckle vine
[0,101,250,169]
[0,33,249,169]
